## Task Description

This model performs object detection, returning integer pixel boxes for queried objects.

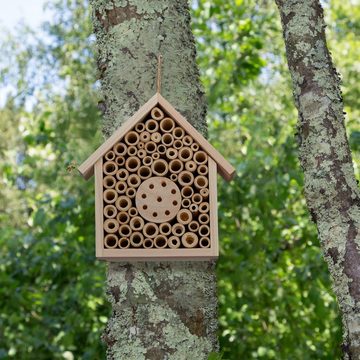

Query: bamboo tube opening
[183,135,193,146]
[152,153,160,160]
[127,145,137,156]
[143,156,153,166]
[168,236,180,249]
[119,237,130,249]
[145,119,159,133]
[178,171,194,186]
[169,159,183,174]
[140,131,151,143]
[173,127,185,139]
[191,143,199,152]
[177,209,192,225]
[125,157,140,173]
[104,234,118,249]
[103,161,118,176]
[194,151,208,165]
[181,186,193,198]
[166,148,177,160]
[170,173,178,181]
[138,166,152,180]
[113,143,127,156]
[130,216,145,231]
[128,207,138,217]
[192,193,202,204]
[199,224,210,237]
[117,211,130,224]
[137,149,146,159]
[138,142,145,149]
[130,232,144,247]
[199,202,210,213]
[105,150,115,161]
[104,205,117,219]
[199,237,210,248]
[124,131,139,145]
[115,196,131,211]
[185,160,197,172]
[200,188,209,199]
[172,223,185,236]
[127,174,141,188]
[161,133,174,147]
[154,235,168,249]
[152,159,168,176]
[104,219,120,234]
[151,107,164,120]
[151,132,162,143]
[178,147,193,162]
[159,222,172,236]
[197,164,208,176]
[194,175,208,189]
[157,144,166,154]
[145,141,157,154]
[181,198,191,208]
[143,238,154,249]
[190,204,198,214]
[160,117,175,133]
[189,220,199,232]
[143,222,159,238]
[103,189,118,204]
[135,123,145,132]
[116,169,129,181]
[115,181,127,194]
[103,175,116,189]
[119,224,132,237]
[198,213,209,224]
[126,187,136,198]
[173,139,183,150]
[181,232,198,248]
[115,156,125,166]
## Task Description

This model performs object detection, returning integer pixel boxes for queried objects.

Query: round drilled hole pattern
[136,177,181,223]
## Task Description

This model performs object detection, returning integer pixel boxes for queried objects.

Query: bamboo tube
[189,204,199,214]
[191,143,199,152]
[143,156,153,166]
[138,165,152,180]
[199,224,210,237]
[145,119,159,133]
[137,142,145,149]
[178,171,194,187]
[115,156,125,166]
[200,188,209,199]
[178,147,193,162]
[127,145,138,156]
[199,237,210,248]
[115,180,127,194]
[125,156,140,173]
[113,142,127,156]
[103,175,116,189]
[151,107,164,120]
[127,174,141,188]
[154,235,168,249]
[170,173,178,181]
[119,224,132,237]
[194,150,208,165]
[169,159,183,174]
[198,213,210,225]
[137,149,146,159]
[151,132,162,143]
[173,127,185,139]
[197,164,208,176]
[185,160,197,172]
[145,141,157,154]
[199,202,210,214]
[172,223,185,237]
[130,216,145,231]
[126,187,136,198]
[151,152,160,160]
[159,222,172,236]
[194,175,208,190]
[105,150,116,161]
[160,117,175,133]
[192,193,203,204]
[128,207,138,217]
[135,122,145,133]
[143,238,154,249]
[188,220,199,232]
[168,236,180,249]
[104,234,118,249]
[119,237,130,249]
[181,198,191,208]
[151,159,168,176]
[177,209,192,225]
[140,131,151,143]
[183,135,193,146]
[104,218,120,234]
[103,161,118,176]
[116,169,129,181]
[173,139,183,150]
[104,205,117,219]
[157,144,167,155]
[166,148,177,160]
[117,211,130,224]
[130,232,144,248]
[115,195,131,211]
[181,232,198,248]
[181,186,193,199]
[143,222,159,238]
[103,189,118,204]
[124,131,139,146]
[161,133,174,147]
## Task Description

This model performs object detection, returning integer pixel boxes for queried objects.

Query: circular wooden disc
[136,177,181,223]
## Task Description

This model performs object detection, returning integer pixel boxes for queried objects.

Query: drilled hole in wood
[143,205,148,210]
[153,212,157,217]
[165,210,170,215]
[157,197,162,202]
[149,184,154,189]
[173,201,178,206]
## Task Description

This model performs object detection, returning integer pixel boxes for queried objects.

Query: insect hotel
[78,93,235,260]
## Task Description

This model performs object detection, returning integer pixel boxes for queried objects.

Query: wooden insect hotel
[78,93,235,260]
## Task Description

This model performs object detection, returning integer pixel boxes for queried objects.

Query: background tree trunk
[89,1,218,359]
[275,0,360,358]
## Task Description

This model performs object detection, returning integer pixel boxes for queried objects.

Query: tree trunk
[89,1,218,359]
[275,0,360,358]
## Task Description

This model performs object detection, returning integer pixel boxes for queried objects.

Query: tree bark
[275,0,360,358]
[89,1,218,359]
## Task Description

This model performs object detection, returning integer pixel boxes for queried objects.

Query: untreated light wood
[209,157,219,257]
[95,158,104,258]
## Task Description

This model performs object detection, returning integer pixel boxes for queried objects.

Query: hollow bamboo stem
[151,159,168,176]
[127,174,141,188]
[117,211,130,224]
[199,202,210,213]
[113,143,127,156]
[104,234,118,248]
[137,149,146,159]
[124,131,139,146]
[178,147,193,162]
[183,135,193,146]
[178,170,194,187]
[145,141,157,154]
[116,169,129,181]
[185,160,197,172]
[104,218,120,234]
[151,132,162,143]
[115,156,125,166]
[199,237,210,248]
[181,198,191,208]
[172,223,185,237]
[145,119,159,133]
[143,238,154,249]
[115,181,127,194]
[199,225,210,237]
[166,148,178,160]
[197,164,208,176]
[130,232,144,248]
[143,156,153,166]
[159,222,172,236]
[103,189,118,204]
[105,150,116,161]
[119,237,130,249]
[115,195,132,211]
[119,224,132,237]
[200,188,209,199]
[151,107,164,121]
[161,133,174,147]
[188,220,199,232]
[198,213,210,225]
[127,145,138,156]
[160,117,175,133]
[140,131,151,143]
[172,127,185,139]
[103,161,118,176]
[177,209,192,225]
[104,205,117,219]
[181,232,198,248]
[181,186,194,199]
[130,216,145,231]
[135,122,145,133]
[126,187,136,198]
[103,175,116,189]
[154,235,168,249]
[173,139,183,150]
[194,150,208,165]
[169,159,183,174]
[125,156,141,173]
[143,222,159,238]
[128,207,138,217]
[168,236,180,249]
[138,166,152,180]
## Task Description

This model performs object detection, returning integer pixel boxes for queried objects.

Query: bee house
[78,94,235,260]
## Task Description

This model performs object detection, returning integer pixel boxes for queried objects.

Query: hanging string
[156,54,163,94]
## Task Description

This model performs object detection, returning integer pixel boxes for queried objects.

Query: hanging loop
[156,54,163,94]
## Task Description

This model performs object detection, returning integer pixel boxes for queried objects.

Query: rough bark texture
[89,1,218,359]
[275,0,360,358]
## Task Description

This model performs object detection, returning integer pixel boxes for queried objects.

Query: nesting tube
[151,132,161,144]
[166,148,177,160]
[137,149,146,159]
[151,159,168,176]
[197,164,208,176]
[127,145,137,156]
[173,127,185,139]
[115,156,125,166]
[115,195,131,211]
[199,237,210,248]
[181,198,191,208]
[154,235,168,249]
[198,213,210,225]
[178,171,194,187]
[152,153,160,160]
[151,107,164,120]
[200,188,209,199]
[194,150,208,165]
[143,238,154,249]
[125,156,140,173]
[137,142,145,149]
[143,222,159,238]
[145,119,159,133]
[161,133,174,147]
[105,150,115,161]
[177,209,192,225]
[117,211,130,224]
[159,222,172,236]
[130,232,144,248]
[138,166,152,180]
[199,202,210,213]
[103,161,118,176]
[116,169,129,181]
[104,219,119,234]
[127,174,141,188]
[119,237,130,249]
[170,173,178,181]
[103,189,118,204]
[199,224,210,237]
[183,135,193,146]
[126,187,136,198]
[181,232,198,248]
[188,220,199,233]
[104,205,117,219]
[113,143,127,156]
[145,141,157,154]
[178,147,193,162]
[189,204,199,214]
[181,186,193,199]
[128,207,138,217]
[135,122,145,133]
[119,224,132,237]
[104,234,118,249]
[192,193,203,204]
[115,181,127,194]
[172,223,185,237]
[191,143,199,152]
[185,160,197,172]
[103,175,116,189]
[124,131,139,146]
[168,236,180,249]
[173,139,183,150]
[160,117,175,133]
[169,159,183,174]
[140,131,151,143]
[143,156,153,166]
[130,216,145,231]
[194,175,208,190]
[157,144,166,155]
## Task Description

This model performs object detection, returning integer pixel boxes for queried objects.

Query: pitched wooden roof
[78,93,236,181]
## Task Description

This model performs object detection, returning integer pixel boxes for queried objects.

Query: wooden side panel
[94,158,104,258]
[209,157,219,258]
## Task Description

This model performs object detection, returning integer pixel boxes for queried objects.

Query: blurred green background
[1,0,359,359]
